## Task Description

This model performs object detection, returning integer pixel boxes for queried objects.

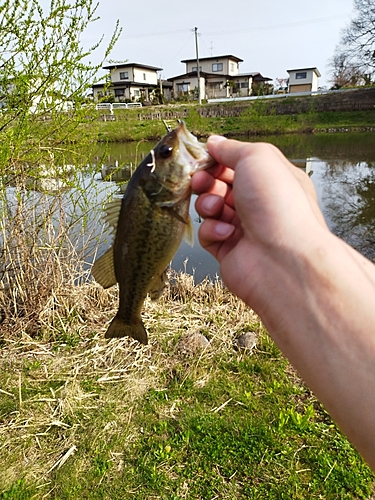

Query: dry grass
[0,270,259,492]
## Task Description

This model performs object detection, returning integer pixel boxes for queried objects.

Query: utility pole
[159,71,163,104]
[194,27,201,104]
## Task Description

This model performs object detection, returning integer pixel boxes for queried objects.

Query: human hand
[192,135,328,311]
[194,136,375,470]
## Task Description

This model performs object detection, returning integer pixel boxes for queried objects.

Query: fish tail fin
[105,316,148,345]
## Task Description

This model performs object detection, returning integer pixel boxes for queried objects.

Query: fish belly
[106,188,189,343]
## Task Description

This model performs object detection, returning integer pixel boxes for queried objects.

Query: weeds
[0,272,373,498]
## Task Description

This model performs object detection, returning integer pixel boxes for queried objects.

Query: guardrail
[206,88,361,104]
[95,102,142,114]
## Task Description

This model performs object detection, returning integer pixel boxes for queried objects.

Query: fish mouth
[176,121,216,173]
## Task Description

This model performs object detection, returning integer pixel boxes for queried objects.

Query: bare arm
[192,135,375,469]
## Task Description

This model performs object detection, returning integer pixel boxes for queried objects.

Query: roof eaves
[181,54,243,63]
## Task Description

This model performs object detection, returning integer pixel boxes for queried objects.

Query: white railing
[95,102,142,114]
[207,87,362,104]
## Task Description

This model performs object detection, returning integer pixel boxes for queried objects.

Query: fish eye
[158,144,173,159]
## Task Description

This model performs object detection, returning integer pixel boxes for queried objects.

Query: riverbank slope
[95,87,375,142]
[0,272,373,498]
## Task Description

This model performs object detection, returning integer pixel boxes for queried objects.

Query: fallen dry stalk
[0,270,260,490]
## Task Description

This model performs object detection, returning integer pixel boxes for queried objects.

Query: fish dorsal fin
[104,198,122,231]
[92,247,117,289]
[183,215,194,246]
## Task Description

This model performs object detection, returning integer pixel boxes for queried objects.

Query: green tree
[251,82,274,96]
[0,0,121,338]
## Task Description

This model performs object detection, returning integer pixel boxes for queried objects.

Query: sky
[79,0,356,89]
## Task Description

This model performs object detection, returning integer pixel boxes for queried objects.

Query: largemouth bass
[92,122,215,344]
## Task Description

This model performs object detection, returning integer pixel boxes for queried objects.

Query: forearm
[194,137,375,466]
[254,228,375,468]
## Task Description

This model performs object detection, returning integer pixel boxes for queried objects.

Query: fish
[92,122,215,345]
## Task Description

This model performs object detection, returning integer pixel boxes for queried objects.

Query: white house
[287,67,321,93]
[168,55,271,100]
[92,62,171,103]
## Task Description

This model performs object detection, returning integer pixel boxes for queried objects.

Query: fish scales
[114,187,188,324]
[92,122,215,344]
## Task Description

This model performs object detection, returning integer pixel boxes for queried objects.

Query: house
[0,78,74,113]
[92,62,170,103]
[287,67,321,93]
[168,55,271,100]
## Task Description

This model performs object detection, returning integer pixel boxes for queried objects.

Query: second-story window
[296,72,307,79]
[212,63,223,72]
[192,66,202,72]
[143,73,146,81]
[120,71,128,79]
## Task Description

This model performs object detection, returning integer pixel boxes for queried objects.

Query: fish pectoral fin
[105,316,148,345]
[159,205,190,225]
[183,215,194,246]
[157,206,194,245]
[92,248,117,289]
[148,269,169,301]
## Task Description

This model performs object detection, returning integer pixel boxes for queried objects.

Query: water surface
[99,132,375,281]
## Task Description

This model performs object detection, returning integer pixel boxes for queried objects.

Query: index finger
[191,170,232,199]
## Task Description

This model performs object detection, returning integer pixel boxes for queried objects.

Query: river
[94,132,375,282]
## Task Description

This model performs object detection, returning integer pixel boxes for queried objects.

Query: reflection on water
[264,132,375,262]
[311,158,375,260]
[99,132,375,281]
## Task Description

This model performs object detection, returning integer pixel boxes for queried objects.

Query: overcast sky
[80,0,355,88]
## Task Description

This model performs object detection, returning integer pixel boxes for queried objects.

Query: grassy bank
[95,101,375,143]
[0,273,374,499]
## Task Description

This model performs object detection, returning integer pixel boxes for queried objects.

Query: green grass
[0,274,373,499]
[94,101,375,142]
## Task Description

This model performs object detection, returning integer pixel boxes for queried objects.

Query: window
[192,66,202,72]
[143,73,146,81]
[177,83,189,93]
[134,90,140,96]
[208,82,223,90]
[115,89,124,96]
[240,82,249,88]
[212,63,223,72]
[230,63,235,72]
[120,71,128,79]
[296,72,307,79]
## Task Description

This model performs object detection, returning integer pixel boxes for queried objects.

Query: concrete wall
[132,88,375,121]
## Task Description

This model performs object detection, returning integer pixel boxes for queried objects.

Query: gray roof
[102,62,162,71]
[168,70,271,82]
[181,55,243,63]
[287,67,321,77]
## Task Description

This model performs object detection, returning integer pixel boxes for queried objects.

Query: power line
[204,14,349,37]
[82,14,349,43]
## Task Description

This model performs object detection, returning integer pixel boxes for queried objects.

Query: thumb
[207,135,252,171]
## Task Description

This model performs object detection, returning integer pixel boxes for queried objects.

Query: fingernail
[202,195,221,213]
[215,222,235,238]
[208,134,227,145]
